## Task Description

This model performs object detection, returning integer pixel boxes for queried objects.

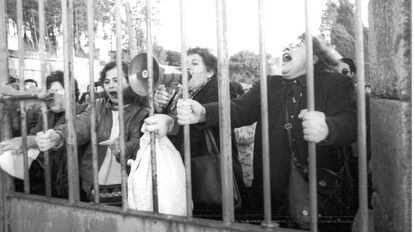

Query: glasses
[288,39,305,49]
[341,69,350,75]
[50,89,64,95]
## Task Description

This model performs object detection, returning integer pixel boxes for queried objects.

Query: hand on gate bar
[298,109,329,143]
[35,129,63,151]
[142,114,175,138]
[176,99,206,125]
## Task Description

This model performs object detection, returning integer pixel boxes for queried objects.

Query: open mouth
[109,90,118,98]
[282,53,292,63]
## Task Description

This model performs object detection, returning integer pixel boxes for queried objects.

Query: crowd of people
[0,34,371,231]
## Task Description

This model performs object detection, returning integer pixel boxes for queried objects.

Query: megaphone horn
[129,53,182,96]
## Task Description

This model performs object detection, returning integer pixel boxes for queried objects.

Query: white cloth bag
[127,133,188,216]
[0,148,40,179]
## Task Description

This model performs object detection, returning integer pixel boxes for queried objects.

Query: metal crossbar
[0,0,370,231]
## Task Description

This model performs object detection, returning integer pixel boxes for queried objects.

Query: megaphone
[129,53,182,96]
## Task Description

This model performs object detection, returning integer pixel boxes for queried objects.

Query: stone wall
[368,0,411,232]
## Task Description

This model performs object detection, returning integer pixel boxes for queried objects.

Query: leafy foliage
[229,51,272,84]
[320,0,370,80]
[320,0,356,59]
[6,0,158,57]
[331,23,355,59]
[165,50,181,66]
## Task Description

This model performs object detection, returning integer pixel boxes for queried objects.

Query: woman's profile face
[187,53,210,78]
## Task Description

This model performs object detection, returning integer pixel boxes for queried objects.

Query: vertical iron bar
[125,2,137,58]
[87,0,100,204]
[38,0,52,197]
[114,0,128,211]
[355,0,369,231]
[258,0,276,228]
[0,0,12,230]
[0,0,9,139]
[179,0,192,217]
[304,0,318,231]
[62,0,80,203]
[146,0,159,213]
[215,0,234,224]
[16,0,30,194]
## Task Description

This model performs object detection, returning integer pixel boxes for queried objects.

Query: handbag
[191,129,241,210]
[90,184,123,206]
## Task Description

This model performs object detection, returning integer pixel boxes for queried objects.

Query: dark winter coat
[203,73,357,213]
[55,98,148,194]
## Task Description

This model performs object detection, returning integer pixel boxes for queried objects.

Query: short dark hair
[187,47,217,74]
[7,75,19,84]
[99,61,130,85]
[24,79,38,87]
[46,70,80,101]
[340,58,356,74]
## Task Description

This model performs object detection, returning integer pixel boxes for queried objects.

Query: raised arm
[177,79,263,128]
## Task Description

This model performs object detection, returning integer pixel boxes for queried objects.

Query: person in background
[232,83,256,188]
[3,76,22,137]
[24,79,38,90]
[79,84,106,105]
[337,58,356,81]
[0,71,87,198]
[34,61,148,204]
[24,79,41,133]
[174,35,357,231]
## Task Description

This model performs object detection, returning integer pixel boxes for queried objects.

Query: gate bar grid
[16,0,30,194]
[0,0,11,230]
[179,0,193,217]
[355,0,369,231]
[215,0,235,225]
[304,0,318,231]
[38,0,52,197]
[87,0,100,204]
[114,0,128,211]
[257,0,277,228]
[146,0,159,213]
[62,0,80,203]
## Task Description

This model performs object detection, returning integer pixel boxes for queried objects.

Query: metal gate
[0,0,369,231]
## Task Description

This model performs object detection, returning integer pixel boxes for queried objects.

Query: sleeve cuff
[53,131,65,150]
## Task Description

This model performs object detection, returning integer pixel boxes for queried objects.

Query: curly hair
[298,34,339,73]
[187,47,217,74]
[99,61,130,85]
[46,70,80,101]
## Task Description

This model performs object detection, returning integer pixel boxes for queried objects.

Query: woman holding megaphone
[144,47,251,216]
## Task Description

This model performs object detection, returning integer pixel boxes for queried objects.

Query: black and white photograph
[0,0,410,231]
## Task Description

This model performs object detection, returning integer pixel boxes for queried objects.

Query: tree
[320,0,355,59]
[331,23,355,58]
[6,0,117,54]
[319,0,338,41]
[165,50,181,66]
[152,43,167,64]
[229,51,272,84]
[336,0,355,36]
[320,0,370,80]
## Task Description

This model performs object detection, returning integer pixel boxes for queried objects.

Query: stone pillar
[368,0,411,232]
